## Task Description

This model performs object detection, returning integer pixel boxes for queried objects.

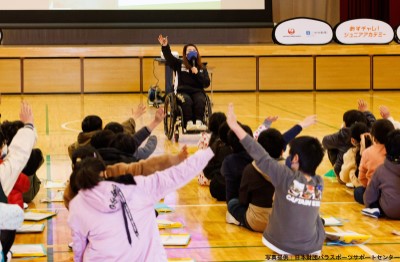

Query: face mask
[186,50,198,61]
[285,155,292,168]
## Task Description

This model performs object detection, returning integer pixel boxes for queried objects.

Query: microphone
[192,59,196,68]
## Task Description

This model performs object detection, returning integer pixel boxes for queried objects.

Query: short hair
[109,133,137,155]
[350,122,369,143]
[104,122,124,134]
[289,136,325,175]
[1,120,24,146]
[371,119,395,144]
[71,145,101,167]
[343,110,367,128]
[385,130,400,164]
[227,123,252,153]
[0,128,5,148]
[218,122,230,144]
[81,115,103,133]
[208,112,226,134]
[90,130,116,149]
[72,157,106,191]
[258,128,285,159]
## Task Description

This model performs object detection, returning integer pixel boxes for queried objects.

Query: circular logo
[288,28,295,35]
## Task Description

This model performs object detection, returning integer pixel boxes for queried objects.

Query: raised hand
[299,115,317,129]
[154,107,165,124]
[358,99,368,112]
[19,101,34,125]
[379,105,390,119]
[158,34,168,46]
[132,103,146,120]
[263,116,278,127]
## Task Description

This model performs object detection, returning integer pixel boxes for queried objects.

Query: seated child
[68,103,147,159]
[364,130,400,219]
[67,147,213,261]
[339,122,371,188]
[354,119,395,204]
[227,115,317,231]
[322,99,374,183]
[227,103,325,255]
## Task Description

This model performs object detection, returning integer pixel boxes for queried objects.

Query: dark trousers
[354,186,366,205]
[1,230,16,261]
[227,198,252,230]
[180,92,206,126]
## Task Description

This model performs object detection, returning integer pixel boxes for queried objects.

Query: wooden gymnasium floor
[2,91,400,262]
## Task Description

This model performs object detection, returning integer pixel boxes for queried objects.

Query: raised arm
[159,34,181,70]
[0,101,37,196]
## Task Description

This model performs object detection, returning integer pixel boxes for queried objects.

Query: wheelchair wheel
[164,94,176,140]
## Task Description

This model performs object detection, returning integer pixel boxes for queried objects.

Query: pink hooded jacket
[68,148,213,262]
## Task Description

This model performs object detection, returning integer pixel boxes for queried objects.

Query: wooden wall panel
[142,58,166,93]
[316,56,370,90]
[373,56,400,89]
[202,57,256,91]
[259,57,313,90]
[0,59,21,93]
[24,58,80,93]
[84,58,140,93]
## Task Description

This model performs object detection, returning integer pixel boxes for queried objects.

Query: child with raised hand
[226,103,325,255]
[0,101,36,261]
[68,145,213,261]
[322,99,374,184]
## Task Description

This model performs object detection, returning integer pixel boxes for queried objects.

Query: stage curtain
[340,0,391,25]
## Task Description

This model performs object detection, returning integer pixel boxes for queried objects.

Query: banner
[335,19,394,44]
[272,17,333,45]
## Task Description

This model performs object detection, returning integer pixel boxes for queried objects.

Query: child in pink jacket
[68,147,213,262]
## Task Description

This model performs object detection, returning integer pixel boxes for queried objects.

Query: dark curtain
[340,0,391,25]
[389,0,400,27]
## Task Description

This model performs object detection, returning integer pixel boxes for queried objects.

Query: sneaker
[362,208,380,218]
[23,202,28,209]
[226,211,240,225]
[186,121,196,131]
[345,182,355,189]
[68,242,74,250]
[195,120,207,131]
[6,251,12,261]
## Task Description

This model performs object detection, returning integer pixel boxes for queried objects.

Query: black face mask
[285,155,293,168]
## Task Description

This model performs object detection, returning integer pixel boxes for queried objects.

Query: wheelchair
[164,90,212,142]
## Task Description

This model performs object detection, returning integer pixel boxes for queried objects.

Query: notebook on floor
[322,216,343,226]
[161,234,191,246]
[11,244,47,257]
[40,190,64,203]
[17,223,45,233]
[24,210,57,221]
[157,219,183,229]
[44,180,66,189]
[155,202,175,213]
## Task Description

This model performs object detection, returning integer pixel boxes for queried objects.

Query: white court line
[169,204,226,207]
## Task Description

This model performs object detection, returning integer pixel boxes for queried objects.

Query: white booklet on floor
[24,210,57,221]
[40,191,64,203]
[11,244,47,257]
[161,234,191,246]
[323,216,343,226]
[17,223,45,233]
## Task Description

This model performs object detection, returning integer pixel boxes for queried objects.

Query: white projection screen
[0,0,273,28]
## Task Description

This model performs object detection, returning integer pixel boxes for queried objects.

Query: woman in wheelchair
[158,34,210,131]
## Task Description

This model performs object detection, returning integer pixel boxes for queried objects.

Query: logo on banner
[273,17,333,45]
[335,19,394,44]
